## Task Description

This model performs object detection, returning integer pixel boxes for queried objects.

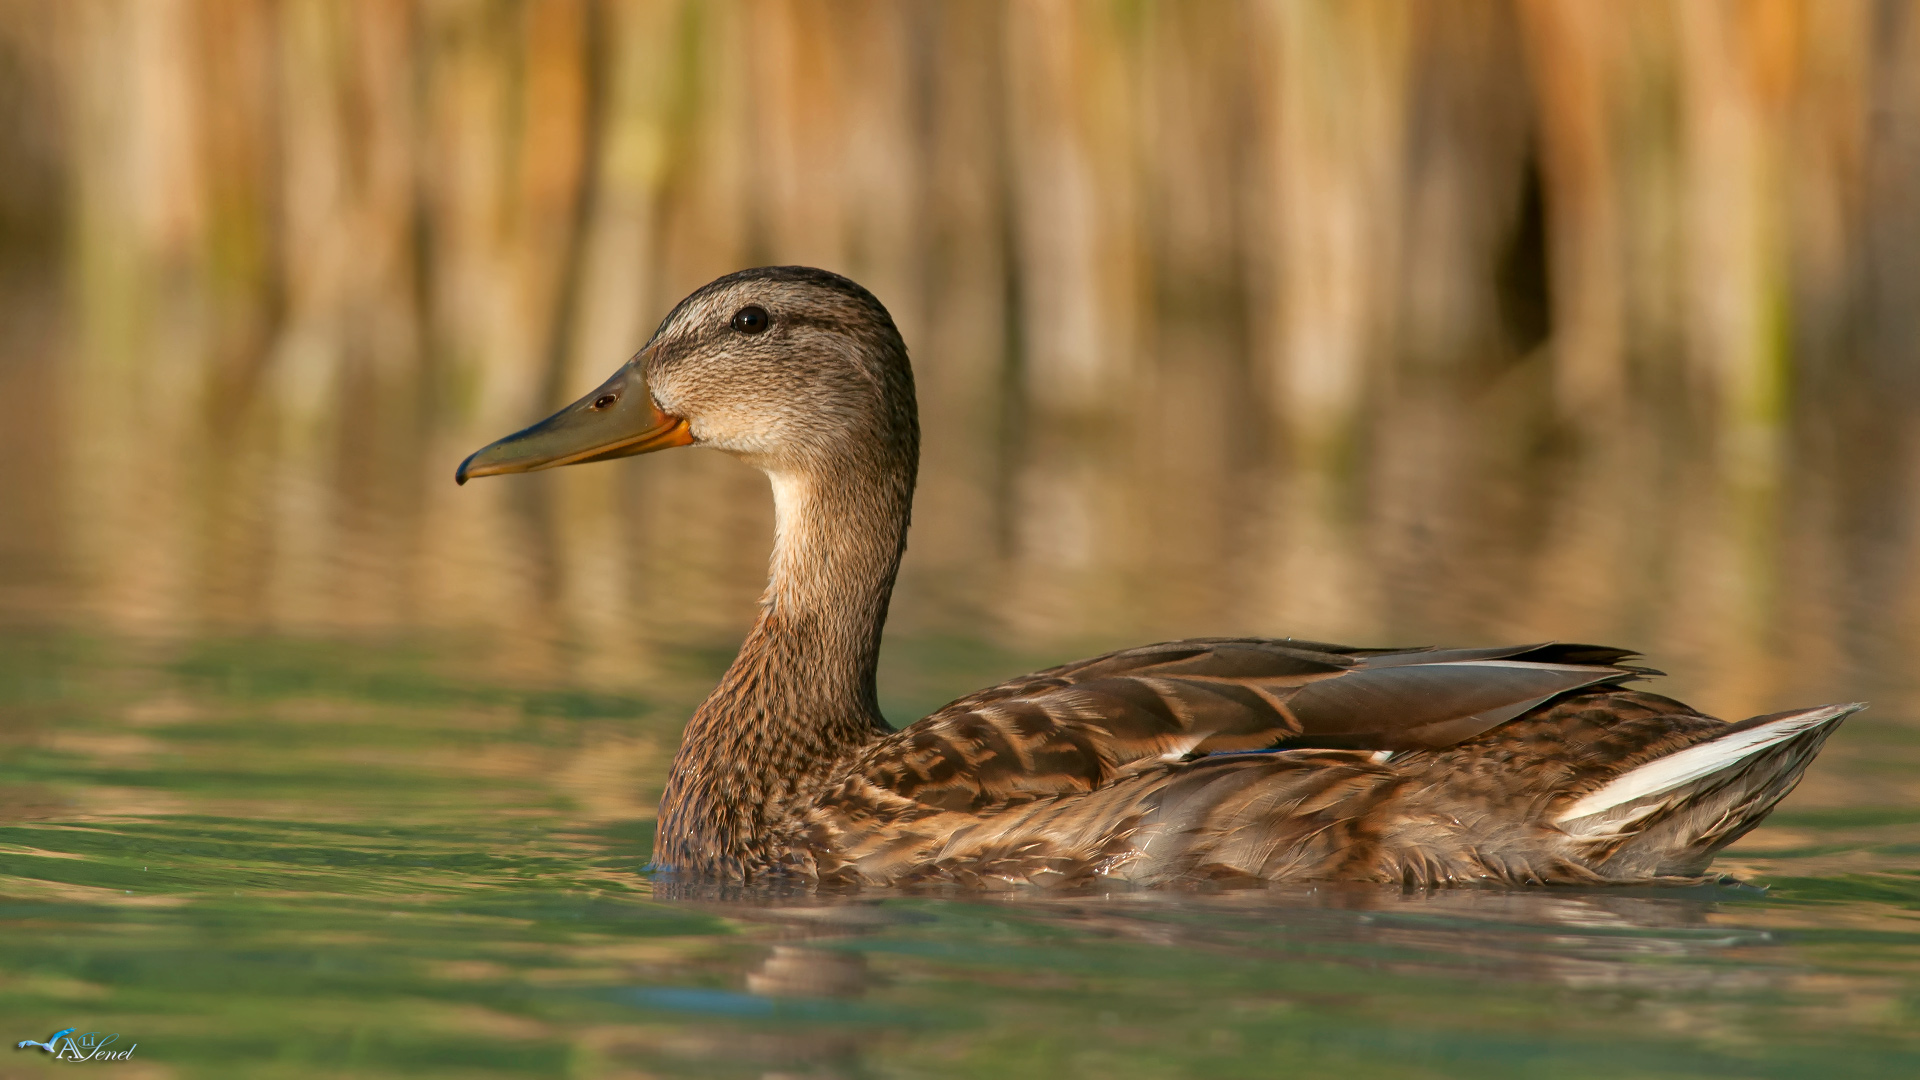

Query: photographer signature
[15,1028,137,1061]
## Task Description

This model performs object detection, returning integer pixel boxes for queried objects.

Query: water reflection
[714,884,1785,999]
[746,946,873,999]
[643,882,1920,1079]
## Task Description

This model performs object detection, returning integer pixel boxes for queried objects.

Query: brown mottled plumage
[457,266,1859,888]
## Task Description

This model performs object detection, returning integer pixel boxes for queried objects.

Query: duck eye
[731,306,770,334]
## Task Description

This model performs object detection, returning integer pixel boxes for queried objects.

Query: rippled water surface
[2,631,1917,1079]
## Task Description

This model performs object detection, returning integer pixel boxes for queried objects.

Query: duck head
[455,265,917,485]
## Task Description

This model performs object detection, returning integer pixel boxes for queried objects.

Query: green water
[2,632,1918,1079]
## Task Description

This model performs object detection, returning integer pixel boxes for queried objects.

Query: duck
[456,265,1857,889]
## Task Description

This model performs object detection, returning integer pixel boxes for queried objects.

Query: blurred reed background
[1,0,1917,719]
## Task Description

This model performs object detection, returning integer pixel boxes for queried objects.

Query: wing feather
[840,638,1644,814]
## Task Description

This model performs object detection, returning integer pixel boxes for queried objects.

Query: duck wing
[839,639,1649,814]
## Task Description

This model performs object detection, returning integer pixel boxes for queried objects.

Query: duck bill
[455,361,693,484]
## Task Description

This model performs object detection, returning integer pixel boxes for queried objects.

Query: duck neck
[654,450,914,879]
[753,466,910,711]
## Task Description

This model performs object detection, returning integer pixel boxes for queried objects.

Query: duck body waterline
[458,265,1856,889]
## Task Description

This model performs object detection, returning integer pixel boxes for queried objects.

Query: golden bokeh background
[1,0,1918,720]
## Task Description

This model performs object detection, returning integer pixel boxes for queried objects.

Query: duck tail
[1553,703,1861,880]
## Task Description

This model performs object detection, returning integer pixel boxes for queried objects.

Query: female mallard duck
[458,266,1856,888]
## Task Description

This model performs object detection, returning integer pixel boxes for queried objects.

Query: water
[2,630,1916,1078]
